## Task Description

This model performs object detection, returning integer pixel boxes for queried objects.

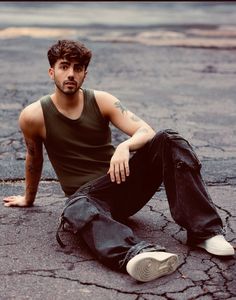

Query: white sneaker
[126,251,179,282]
[197,235,235,256]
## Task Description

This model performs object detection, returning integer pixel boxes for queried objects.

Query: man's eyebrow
[59,61,83,67]
[59,61,70,65]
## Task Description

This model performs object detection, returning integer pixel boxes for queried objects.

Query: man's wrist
[24,192,36,205]
[117,141,130,151]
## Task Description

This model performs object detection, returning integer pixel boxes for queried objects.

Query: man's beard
[54,78,81,95]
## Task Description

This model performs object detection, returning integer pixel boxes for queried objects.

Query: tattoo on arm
[26,184,37,198]
[114,101,127,114]
[27,163,34,174]
[26,139,35,156]
[114,101,141,123]
[130,114,141,122]
[134,128,149,136]
[25,159,42,201]
[26,162,41,174]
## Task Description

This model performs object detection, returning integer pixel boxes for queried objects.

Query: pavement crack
[0,268,202,298]
[214,203,235,234]
[0,269,163,297]
[201,258,236,298]
[0,242,17,246]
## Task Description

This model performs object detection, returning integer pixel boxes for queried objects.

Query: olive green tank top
[40,89,115,196]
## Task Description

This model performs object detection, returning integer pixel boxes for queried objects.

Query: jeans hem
[118,241,166,271]
[186,228,225,246]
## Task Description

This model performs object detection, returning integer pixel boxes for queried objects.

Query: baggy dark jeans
[58,129,223,271]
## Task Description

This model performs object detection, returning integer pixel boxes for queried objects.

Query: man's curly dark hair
[47,40,92,69]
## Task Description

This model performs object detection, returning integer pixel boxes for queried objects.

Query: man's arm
[3,106,43,207]
[95,91,156,184]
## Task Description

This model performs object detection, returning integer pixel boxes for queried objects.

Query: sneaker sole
[126,252,179,282]
[197,244,235,256]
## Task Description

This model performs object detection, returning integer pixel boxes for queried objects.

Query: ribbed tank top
[40,89,115,196]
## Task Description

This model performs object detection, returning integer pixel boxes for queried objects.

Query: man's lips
[64,81,77,86]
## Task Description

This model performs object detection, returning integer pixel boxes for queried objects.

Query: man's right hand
[3,195,32,207]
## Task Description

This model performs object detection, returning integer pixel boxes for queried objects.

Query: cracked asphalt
[0,38,235,299]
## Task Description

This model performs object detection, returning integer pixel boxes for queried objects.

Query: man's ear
[84,70,88,79]
[48,67,54,80]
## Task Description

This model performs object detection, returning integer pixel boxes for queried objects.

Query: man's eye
[75,66,83,72]
[60,65,68,70]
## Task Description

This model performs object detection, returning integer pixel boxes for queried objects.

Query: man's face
[49,59,87,95]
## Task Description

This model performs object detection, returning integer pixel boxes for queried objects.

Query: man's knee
[158,128,181,139]
[152,129,180,141]
[165,130,201,171]
[154,129,201,171]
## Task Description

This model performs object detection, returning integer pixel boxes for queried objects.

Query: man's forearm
[121,126,155,152]
[108,126,155,184]
[24,153,43,205]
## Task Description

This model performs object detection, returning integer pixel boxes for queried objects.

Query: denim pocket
[167,132,201,171]
[62,196,100,234]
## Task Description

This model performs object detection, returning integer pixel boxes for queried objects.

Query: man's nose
[67,67,75,78]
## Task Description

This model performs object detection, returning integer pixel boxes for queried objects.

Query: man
[3,40,234,282]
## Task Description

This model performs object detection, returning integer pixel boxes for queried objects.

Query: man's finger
[124,161,130,177]
[3,197,12,201]
[114,163,121,184]
[3,199,15,207]
[108,164,115,182]
[119,163,126,182]
[3,198,12,203]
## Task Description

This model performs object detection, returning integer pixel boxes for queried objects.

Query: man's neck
[50,88,85,120]
[51,88,83,110]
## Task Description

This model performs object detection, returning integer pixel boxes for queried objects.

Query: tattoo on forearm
[130,114,141,122]
[26,184,37,198]
[114,101,127,114]
[26,140,35,156]
[26,160,42,174]
[27,163,36,174]
[134,128,149,136]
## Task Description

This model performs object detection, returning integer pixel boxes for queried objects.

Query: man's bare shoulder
[94,90,116,101]
[94,90,120,116]
[19,100,44,135]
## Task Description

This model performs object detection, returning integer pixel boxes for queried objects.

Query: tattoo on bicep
[114,101,127,114]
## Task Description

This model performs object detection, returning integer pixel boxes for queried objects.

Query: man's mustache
[64,80,77,85]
